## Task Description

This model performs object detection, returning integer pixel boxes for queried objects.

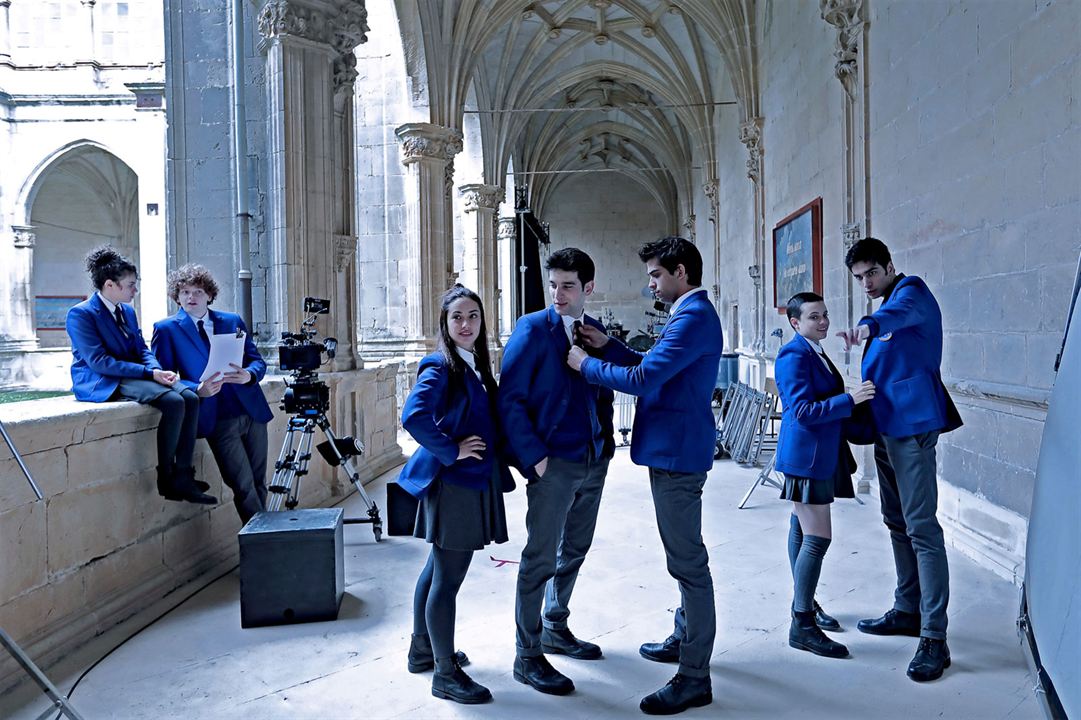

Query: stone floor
[2,447,1039,719]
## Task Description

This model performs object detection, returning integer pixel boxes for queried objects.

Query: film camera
[278,297,338,415]
[269,298,380,538]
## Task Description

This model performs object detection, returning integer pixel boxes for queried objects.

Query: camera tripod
[267,411,383,541]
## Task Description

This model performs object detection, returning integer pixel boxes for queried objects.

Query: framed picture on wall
[772,197,823,312]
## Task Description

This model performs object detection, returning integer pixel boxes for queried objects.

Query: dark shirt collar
[881,272,905,303]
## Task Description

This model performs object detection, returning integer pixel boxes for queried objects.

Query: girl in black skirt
[397,285,511,704]
[774,292,875,658]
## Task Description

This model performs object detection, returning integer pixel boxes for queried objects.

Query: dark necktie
[819,350,844,386]
[114,306,129,337]
[197,319,211,351]
[572,320,583,348]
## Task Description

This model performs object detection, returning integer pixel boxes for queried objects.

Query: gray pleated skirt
[780,449,856,505]
[413,467,509,551]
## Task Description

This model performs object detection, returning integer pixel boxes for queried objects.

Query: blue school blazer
[397,353,514,498]
[66,293,161,402]
[774,334,856,480]
[498,305,615,473]
[858,275,963,438]
[579,290,723,473]
[151,309,273,438]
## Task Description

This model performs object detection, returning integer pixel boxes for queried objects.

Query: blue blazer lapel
[797,334,842,391]
[91,294,128,351]
[547,305,569,350]
[175,310,209,358]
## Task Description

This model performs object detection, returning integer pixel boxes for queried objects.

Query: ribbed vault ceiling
[399,0,758,227]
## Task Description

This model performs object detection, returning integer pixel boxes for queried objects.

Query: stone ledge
[0,369,403,693]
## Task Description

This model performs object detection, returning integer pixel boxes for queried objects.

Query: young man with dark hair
[152,264,273,523]
[838,237,963,682]
[499,247,616,696]
[568,236,722,715]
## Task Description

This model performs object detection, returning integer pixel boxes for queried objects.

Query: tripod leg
[319,423,383,541]
[286,426,315,510]
[267,423,299,512]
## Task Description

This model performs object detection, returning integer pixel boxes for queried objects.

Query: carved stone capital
[395,123,464,165]
[682,214,696,241]
[0,1,12,9]
[334,233,356,271]
[11,224,36,248]
[820,0,864,98]
[459,184,503,212]
[703,180,719,221]
[739,117,764,184]
[258,0,369,53]
[748,263,762,287]
[842,222,862,251]
[497,217,517,241]
[333,51,358,96]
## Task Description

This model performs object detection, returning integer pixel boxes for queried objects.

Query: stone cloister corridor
[0,0,1078,717]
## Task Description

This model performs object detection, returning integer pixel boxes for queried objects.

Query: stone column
[740,116,768,384]
[822,0,874,494]
[497,216,517,340]
[76,0,97,64]
[329,41,363,370]
[258,0,368,344]
[8,225,36,349]
[126,82,168,329]
[0,0,12,66]
[394,122,462,352]
[459,183,503,351]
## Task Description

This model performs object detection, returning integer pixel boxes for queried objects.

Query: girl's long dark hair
[437,284,497,396]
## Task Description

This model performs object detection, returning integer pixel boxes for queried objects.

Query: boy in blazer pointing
[838,237,963,682]
[568,237,722,716]
[499,248,615,696]
[152,264,273,523]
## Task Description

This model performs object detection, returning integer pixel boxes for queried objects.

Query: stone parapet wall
[0,368,404,692]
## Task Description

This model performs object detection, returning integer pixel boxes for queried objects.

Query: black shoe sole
[513,669,574,695]
[907,656,951,682]
[431,687,492,704]
[789,637,850,659]
[542,643,603,660]
[640,692,713,715]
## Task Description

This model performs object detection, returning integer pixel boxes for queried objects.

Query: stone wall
[0,368,404,692]
[712,0,1081,581]
[544,174,670,335]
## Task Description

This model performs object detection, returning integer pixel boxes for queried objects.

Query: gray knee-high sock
[787,514,803,579]
[793,535,831,613]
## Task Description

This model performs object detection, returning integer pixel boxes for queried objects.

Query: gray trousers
[515,454,609,657]
[874,431,950,640]
[206,414,268,524]
[649,467,715,679]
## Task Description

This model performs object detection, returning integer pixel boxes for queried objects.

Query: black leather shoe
[432,657,491,704]
[789,612,849,659]
[640,674,712,715]
[513,655,574,695]
[857,609,921,637]
[639,634,681,663]
[407,633,469,673]
[173,466,218,505]
[813,600,841,631]
[907,637,951,682]
[542,627,602,660]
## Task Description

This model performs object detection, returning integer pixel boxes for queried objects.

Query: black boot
[813,600,841,631]
[407,633,469,673]
[156,464,181,500]
[173,466,217,505]
[789,611,849,659]
[907,637,950,682]
[431,656,491,704]
[640,674,712,715]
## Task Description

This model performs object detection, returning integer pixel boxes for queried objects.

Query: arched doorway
[27,145,140,347]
